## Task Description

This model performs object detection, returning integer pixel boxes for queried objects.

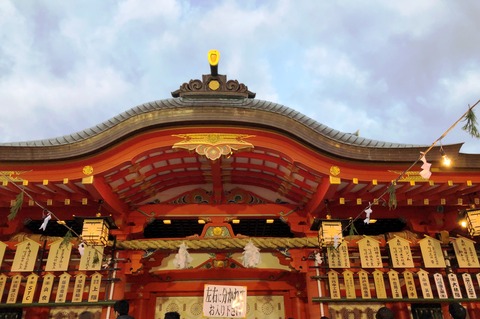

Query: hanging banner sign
[327,270,341,299]
[418,236,446,268]
[343,270,356,299]
[387,236,414,268]
[203,284,247,318]
[373,269,387,299]
[7,274,22,304]
[11,238,41,272]
[388,269,402,299]
[434,273,448,299]
[72,273,87,302]
[417,269,433,299]
[0,274,7,302]
[448,273,463,299]
[88,272,102,302]
[79,245,104,271]
[452,236,480,268]
[327,241,350,268]
[45,239,72,271]
[0,241,7,266]
[39,273,55,303]
[23,273,39,304]
[357,236,383,268]
[55,272,71,303]
[462,273,477,298]
[357,269,371,299]
[403,270,418,299]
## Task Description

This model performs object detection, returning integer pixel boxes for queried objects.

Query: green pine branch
[8,191,24,221]
[61,230,73,247]
[462,107,480,138]
[388,183,397,210]
[348,221,358,236]
[93,251,100,265]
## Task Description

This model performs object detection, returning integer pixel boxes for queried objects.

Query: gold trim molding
[172,133,254,160]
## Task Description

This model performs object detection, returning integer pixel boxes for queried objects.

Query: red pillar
[391,302,410,319]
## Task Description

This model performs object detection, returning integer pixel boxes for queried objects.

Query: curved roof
[0,96,468,165]
[1,97,421,149]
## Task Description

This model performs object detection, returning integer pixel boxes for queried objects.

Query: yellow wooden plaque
[343,270,356,299]
[448,273,463,299]
[418,235,446,268]
[39,273,55,303]
[373,269,387,298]
[357,269,371,299]
[357,236,383,268]
[72,273,87,302]
[7,274,22,304]
[22,273,39,304]
[45,239,72,271]
[388,269,402,299]
[433,273,448,299]
[403,270,417,299]
[417,269,433,299]
[387,236,414,268]
[0,241,7,265]
[462,273,477,298]
[88,272,103,302]
[327,241,350,268]
[11,238,41,272]
[0,274,7,303]
[79,245,104,271]
[327,270,341,299]
[452,236,480,268]
[55,272,71,303]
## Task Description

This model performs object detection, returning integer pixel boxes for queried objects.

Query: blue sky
[0,0,479,153]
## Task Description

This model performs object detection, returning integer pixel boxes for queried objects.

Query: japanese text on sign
[203,284,247,318]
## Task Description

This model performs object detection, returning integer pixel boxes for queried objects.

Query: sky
[0,0,479,154]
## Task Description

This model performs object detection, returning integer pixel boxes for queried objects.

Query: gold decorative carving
[330,166,340,176]
[82,165,94,175]
[172,133,254,160]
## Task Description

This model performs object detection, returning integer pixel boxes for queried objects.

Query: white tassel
[78,242,85,256]
[39,214,52,231]
[173,242,192,269]
[242,241,261,268]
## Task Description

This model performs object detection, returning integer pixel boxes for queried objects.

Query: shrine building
[0,50,480,319]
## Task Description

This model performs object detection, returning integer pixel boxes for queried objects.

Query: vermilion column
[391,302,410,319]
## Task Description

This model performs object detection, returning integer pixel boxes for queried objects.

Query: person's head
[164,311,180,319]
[376,307,394,319]
[449,302,467,319]
[114,299,130,316]
[79,311,94,319]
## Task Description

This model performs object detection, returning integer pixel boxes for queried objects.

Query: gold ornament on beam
[172,133,254,160]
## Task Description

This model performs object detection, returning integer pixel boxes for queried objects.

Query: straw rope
[116,237,318,250]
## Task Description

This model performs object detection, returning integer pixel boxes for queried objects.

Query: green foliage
[8,191,24,221]
[93,250,100,265]
[388,183,397,210]
[61,230,73,247]
[348,221,358,236]
[462,107,480,138]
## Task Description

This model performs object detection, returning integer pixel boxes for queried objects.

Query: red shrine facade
[0,52,479,319]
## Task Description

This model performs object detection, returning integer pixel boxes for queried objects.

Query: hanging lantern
[75,215,117,246]
[465,209,480,237]
[311,218,343,247]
